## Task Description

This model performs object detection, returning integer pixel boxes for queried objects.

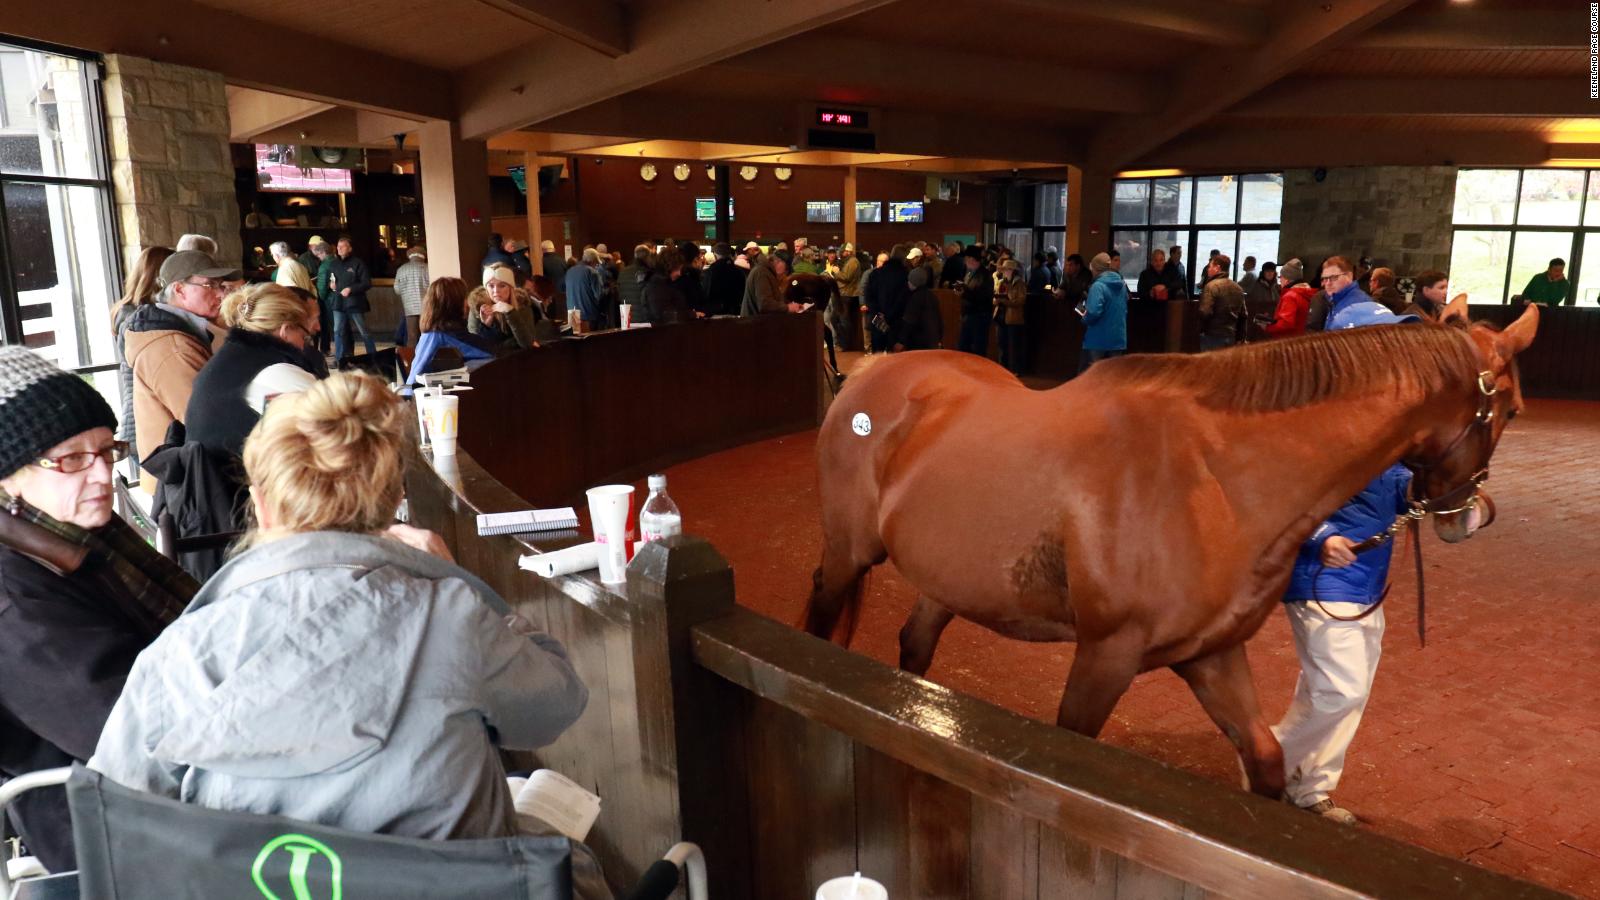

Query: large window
[1111,173,1282,293]
[0,39,121,403]
[1449,168,1599,305]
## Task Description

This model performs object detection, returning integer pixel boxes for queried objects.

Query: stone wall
[102,55,240,273]
[1279,166,1457,277]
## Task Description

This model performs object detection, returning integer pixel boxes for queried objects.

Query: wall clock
[774,167,793,183]
[705,165,717,181]
[738,165,759,182]
[639,163,658,182]
[672,163,692,182]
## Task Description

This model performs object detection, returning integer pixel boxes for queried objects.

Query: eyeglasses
[1320,271,1350,284]
[182,278,224,291]
[35,441,128,474]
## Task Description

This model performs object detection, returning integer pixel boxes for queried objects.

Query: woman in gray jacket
[91,372,588,843]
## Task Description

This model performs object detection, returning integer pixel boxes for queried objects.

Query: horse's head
[1412,296,1538,543]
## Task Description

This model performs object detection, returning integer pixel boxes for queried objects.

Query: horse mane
[1093,323,1482,413]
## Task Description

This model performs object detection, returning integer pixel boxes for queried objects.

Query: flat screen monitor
[694,197,734,222]
[887,200,923,224]
[508,164,527,195]
[255,144,352,193]
[806,200,842,223]
[855,201,881,223]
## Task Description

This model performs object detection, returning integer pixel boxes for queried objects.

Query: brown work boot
[1299,798,1358,825]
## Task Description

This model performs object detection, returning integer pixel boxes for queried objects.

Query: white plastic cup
[620,304,633,329]
[423,393,459,456]
[816,875,888,900]
[586,485,635,584]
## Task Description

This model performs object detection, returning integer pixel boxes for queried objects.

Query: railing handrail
[690,608,1564,900]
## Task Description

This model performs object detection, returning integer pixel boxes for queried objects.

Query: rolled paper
[518,542,600,578]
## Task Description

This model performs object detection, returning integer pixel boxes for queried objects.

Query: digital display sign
[855,201,881,223]
[887,200,924,224]
[694,197,734,222]
[815,107,869,129]
[806,200,841,223]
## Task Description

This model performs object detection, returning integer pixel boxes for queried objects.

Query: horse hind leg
[1172,643,1285,799]
[898,597,955,676]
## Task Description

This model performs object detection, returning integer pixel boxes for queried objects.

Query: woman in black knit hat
[0,346,194,875]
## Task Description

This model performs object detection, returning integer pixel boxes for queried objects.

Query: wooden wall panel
[968,797,1039,900]
[854,745,971,900]
[745,699,858,900]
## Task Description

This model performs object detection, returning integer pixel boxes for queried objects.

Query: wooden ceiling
[5,0,1592,173]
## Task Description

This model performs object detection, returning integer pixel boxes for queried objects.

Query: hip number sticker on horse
[851,413,872,436]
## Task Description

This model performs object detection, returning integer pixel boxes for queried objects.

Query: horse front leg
[1172,643,1285,799]
[1056,632,1144,738]
[898,596,955,676]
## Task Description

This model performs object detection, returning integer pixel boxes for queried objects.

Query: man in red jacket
[1263,257,1313,338]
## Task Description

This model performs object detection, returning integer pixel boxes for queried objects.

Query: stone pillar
[842,166,858,251]
[103,55,240,272]
[524,151,544,276]
[418,119,491,280]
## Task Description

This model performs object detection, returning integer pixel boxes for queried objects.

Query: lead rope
[1412,514,1426,648]
[1309,507,1428,639]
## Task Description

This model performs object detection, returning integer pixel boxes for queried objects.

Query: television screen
[694,197,734,222]
[806,200,841,223]
[888,201,923,224]
[508,165,527,195]
[855,201,881,223]
[255,144,352,193]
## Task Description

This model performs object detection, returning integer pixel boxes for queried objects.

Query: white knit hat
[483,265,518,289]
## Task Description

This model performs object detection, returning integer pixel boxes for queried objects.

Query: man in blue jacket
[1078,252,1128,373]
[1273,255,1421,826]
[324,235,376,365]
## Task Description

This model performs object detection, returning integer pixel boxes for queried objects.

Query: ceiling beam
[1002,0,1266,47]
[1133,128,1549,171]
[454,0,901,139]
[1363,7,1580,51]
[1238,77,1594,118]
[1085,0,1420,171]
[470,0,628,57]
[248,108,361,147]
[486,132,640,153]
[2,0,453,119]
[356,111,426,145]
[535,91,1086,164]
[709,37,1158,114]
[227,88,335,141]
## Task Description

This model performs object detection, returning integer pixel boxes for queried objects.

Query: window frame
[1450,167,1596,305]
[0,36,123,375]
[1112,172,1282,289]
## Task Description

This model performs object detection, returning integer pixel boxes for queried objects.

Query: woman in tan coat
[993,258,1028,374]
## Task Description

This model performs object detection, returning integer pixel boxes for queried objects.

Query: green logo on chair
[251,834,343,900]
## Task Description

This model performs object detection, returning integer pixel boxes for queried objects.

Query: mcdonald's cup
[423,393,460,456]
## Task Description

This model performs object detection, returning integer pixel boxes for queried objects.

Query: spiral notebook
[476,507,580,536]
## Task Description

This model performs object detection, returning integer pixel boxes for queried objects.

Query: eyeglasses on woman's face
[35,441,128,474]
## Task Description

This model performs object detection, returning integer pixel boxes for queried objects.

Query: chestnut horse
[802,299,1538,797]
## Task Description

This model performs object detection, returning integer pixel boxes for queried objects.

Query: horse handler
[1272,255,1419,826]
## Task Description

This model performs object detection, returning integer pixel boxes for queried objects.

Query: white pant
[1271,600,1385,807]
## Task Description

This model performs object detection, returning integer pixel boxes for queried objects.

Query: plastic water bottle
[638,474,682,544]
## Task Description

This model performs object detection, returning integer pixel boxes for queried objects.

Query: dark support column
[714,165,731,244]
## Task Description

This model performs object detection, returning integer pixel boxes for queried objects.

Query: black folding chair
[1,767,705,900]
[153,510,240,566]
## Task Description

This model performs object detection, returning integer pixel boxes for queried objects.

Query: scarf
[0,487,195,634]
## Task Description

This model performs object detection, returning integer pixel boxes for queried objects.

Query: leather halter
[1310,366,1502,645]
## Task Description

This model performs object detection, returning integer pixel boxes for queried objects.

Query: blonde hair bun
[242,372,409,540]
[220,282,308,334]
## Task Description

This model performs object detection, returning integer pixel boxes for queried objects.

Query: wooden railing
[405,463,1562,900]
